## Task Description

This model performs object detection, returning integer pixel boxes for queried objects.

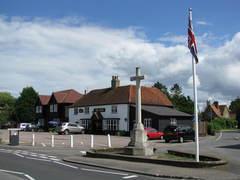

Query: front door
[91,112,103,134]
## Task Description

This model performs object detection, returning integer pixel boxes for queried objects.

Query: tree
[153,82,194,114]
[170,83,182,97]
[0,92,16,125]
[15,87,38,123]
[153,81,169,97]
[229,97,240,113]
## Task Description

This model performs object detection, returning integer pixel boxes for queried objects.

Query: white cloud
[0,16,239,107]
[196,20,211,26]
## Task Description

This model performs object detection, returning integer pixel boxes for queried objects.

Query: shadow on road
[217,144,240,150]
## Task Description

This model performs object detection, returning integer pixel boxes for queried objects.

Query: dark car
[144,128,164,140]
[163,125,195,143]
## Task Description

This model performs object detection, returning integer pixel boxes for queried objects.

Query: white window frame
[170,118,177,125]
[50,105,54,112]
[103,119,119,131]
[144,118,152,128]
[111,105,118,114]
[79,119,90,129]
[53,104,58,112]
[85,107,89,114]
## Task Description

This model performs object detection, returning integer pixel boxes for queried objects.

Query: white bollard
[32,134,35,147]
[107,134,112,148]
[90,135,94,148]
[51,135,54,148]
[70,135,73,148]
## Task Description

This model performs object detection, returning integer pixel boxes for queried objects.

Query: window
[103,119,119,131]
[79,108,84,113]
[79,119,90,129]
[85,107,89,114]
[170,118,177,125]
[144,118,152,128]
[74,108,78,115]
[50,105,53,112]
[111,105,118,114]
[36,106,42,113]
[53,104,58,112]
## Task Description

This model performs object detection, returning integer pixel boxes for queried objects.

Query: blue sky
[1,0,239,41]
[0,0,240,107]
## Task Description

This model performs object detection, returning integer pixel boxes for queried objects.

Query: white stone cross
[130,67,144,126]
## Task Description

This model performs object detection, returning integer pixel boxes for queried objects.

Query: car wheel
[64,130,69,135]
[179,137,184,143]
[165,139,169,143]
[81,130,85,134]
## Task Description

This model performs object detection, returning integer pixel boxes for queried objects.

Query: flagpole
[192,55,199,162]
[189,8,199,162]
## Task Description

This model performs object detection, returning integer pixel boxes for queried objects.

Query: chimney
[213,101,219,109]
[111,76,120,89]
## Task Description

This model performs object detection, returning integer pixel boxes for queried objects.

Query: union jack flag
[188,8,198,63]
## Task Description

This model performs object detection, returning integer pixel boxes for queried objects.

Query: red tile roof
[39,95,51,105]
[210,104,222,117]
[53,89,83,104]
[73,85,172,107]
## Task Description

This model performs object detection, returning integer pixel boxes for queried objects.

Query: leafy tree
[153,81,169,97]
[0,92,16,125]
[153,82,194,114]
[15,87,38,123]
[229,97,240,113]
[170,83,182,97]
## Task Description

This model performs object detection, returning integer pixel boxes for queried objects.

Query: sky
[0,0,240,109]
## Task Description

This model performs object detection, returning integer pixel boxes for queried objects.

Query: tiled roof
[53,89,83,104]
[210,104,222,117]
[73,85,172,107]
[39,95,51,105]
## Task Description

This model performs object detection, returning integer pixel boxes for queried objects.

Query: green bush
[208,118,237,135]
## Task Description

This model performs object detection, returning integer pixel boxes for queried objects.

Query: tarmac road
[0,149,167,180]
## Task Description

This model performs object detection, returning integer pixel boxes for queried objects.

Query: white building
[69,76,192,134]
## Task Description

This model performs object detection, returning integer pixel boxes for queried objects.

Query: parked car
[163,125,195,143]
[57,123,84,135]
[19,123,32,131]
[144,128,164,140]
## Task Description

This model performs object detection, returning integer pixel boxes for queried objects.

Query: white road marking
[122,175,138,179]
[53,161,79,169]
[26,157,51,162]
[48,155,57,158]
[14,153,24,158]
[24,174,36,180]
[49,158,61,161]
[216,132,222,141]
[80,151,86,155]
[81,168,128,176]
[0,169,36,180]
[41,143,46,147]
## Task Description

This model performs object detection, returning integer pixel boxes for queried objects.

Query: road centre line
[216,132,223,141]
[0,169,36,180]
[53,161,79,169]
[81,168,128,176]
[122,175,138,179]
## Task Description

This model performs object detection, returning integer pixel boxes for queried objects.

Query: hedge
[207,118,237,135]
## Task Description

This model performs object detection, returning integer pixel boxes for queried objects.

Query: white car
[19,123,32,131]
[57,123,84,135]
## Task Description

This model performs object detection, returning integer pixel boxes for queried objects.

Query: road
[0,149,165,180]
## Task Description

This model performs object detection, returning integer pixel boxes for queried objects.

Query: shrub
[208,118,237,135]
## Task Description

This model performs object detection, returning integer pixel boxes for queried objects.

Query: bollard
[90,135,94,148]
[51,135,54,147]
[70,135,73,148]
[107,134,112,148]
[32,134,35,147]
